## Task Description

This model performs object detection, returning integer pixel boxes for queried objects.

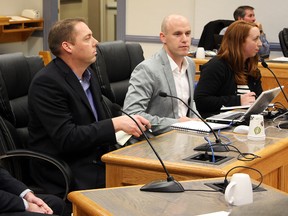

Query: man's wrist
[22,198,29,210]
[20,189,33,199]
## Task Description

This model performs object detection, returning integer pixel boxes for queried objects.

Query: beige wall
[125,0,286,58]
[60,0,88,20]
[1,0,286,57]
[0,0,43,55]
[126,0,195,58]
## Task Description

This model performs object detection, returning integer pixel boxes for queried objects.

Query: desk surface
[68,178,288,216]
[102,124,288,192]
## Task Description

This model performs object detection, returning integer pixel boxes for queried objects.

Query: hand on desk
[112,115,151,137]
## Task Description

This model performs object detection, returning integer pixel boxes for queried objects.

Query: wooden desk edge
[68,191,112,216]
[68,178,288,216]
[102,152,227,177]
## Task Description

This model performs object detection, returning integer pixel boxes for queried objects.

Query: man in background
[220,5,270,58]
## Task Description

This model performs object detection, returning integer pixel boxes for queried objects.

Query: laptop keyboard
[223,112,243,120]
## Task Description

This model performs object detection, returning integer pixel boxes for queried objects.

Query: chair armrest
[0,149,72,200]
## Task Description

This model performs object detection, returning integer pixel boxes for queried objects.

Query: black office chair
[279,28,288,57]
[0,52,44,148]
[91,40,145,106]
[0,52,72,200]
[0,116,72,200]
[198,19,234,50]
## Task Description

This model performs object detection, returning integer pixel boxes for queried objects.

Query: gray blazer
[123,48,196,134]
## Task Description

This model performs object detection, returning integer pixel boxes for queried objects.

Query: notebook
[171,120,230,133]
[206,86,282,124]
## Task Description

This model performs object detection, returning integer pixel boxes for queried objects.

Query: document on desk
[171,120,230,133]
[8,16,30,21]
[220,105,250,111]
[115,131,132,146]
[198,211,229,216]
[268,56,288,63]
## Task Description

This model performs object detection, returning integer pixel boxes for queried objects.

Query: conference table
[102,123,288,193]
[193,57,288,107]
[68,178,288,216]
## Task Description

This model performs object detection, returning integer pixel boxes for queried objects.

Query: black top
[194,57,262,118]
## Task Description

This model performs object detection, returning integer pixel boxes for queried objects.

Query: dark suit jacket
[28,58,117,196]
[0,166,27,213]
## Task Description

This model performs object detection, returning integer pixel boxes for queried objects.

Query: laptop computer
[206,86,282,125]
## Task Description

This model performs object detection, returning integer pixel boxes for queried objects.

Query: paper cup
[247,114,266,141]
[196,47,205,59]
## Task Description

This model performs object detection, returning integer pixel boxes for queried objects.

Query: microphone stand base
[194,143,229,152]
[140,179,184,192]
[278,121,288,129]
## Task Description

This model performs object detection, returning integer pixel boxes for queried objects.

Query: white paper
[115,131,132,146]
[270,57,288,62]
[171,120,230,133]
[197,211,230,216]
[8,16,30,21]
[221,105,250,111]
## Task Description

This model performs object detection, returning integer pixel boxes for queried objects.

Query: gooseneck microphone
[112,104,184,192]
[261,59,288,129]
[159,92,229,152]
[261,59,288,103]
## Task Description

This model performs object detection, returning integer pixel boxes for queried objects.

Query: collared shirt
[167,54,190,117]
[76,69,98,121]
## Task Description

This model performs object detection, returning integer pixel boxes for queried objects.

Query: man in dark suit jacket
[0,166,64,215]
[27,18,150,204]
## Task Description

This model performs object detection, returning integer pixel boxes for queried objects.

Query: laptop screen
[243,86,282,118]
[206,86,282,124]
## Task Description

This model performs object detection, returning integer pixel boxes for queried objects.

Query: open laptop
[206,86,282,125]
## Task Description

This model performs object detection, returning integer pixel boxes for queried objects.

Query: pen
[145,125,153,133]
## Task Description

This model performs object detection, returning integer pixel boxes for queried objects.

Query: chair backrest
[91,40,144,106]
[198,19,234,50]
[279,28,288,57]
[0,114,72,199]
[0,115,24,181]
[0,53,72,199]
[0,52,44,148]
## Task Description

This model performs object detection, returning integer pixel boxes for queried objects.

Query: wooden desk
[102,126,288,192]
[68,178,288,216]
[193,58,288,107]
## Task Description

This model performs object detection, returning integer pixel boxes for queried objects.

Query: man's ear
[160,32,166,44]
[62,42,72,53]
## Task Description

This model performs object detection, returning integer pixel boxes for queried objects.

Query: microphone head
[159,92,167,97]
[260,58,268,68]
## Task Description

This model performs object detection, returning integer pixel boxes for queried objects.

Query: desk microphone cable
[227,145,261,161]
[224,166,263,191]
[203,130,232,162]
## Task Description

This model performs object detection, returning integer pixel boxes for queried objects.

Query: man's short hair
[233,5,254,20]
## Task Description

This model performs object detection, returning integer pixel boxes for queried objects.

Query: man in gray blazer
[123,14,196,135]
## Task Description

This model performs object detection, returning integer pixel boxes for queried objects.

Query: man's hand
[178,116,192,122]
[24,192,53,214]
[255,22,263,33]
[112,115,151,137]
